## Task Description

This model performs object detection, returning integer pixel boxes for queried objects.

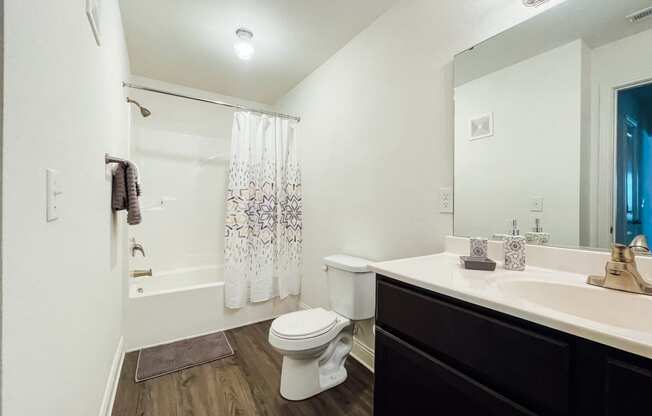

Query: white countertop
[369,252,652,359]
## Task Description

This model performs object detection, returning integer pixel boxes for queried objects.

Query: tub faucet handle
[131,239,146,257]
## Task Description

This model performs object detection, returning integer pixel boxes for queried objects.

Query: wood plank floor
[112,320,374,416]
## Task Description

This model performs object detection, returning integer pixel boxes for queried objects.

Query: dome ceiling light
[234,28,255,61]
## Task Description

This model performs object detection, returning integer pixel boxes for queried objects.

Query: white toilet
[268,254,375,401]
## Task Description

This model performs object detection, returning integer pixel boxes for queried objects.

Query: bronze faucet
[587,235,652,295]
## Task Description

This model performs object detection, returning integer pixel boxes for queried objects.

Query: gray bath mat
[135,331,234,382]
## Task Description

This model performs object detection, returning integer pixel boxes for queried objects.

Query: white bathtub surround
[125,81,300,351]
[225,112,302,308]
[127,76,276,275]
[369,236,652,359]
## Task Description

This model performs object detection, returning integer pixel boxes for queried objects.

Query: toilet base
[279,327,353,401]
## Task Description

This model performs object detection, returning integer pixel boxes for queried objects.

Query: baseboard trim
[351,337,375,373]
[299,301,375,373]
[100,336,125,416]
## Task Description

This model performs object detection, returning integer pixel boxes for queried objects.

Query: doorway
[615,82,652,245]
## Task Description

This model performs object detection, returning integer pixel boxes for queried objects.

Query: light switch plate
[440,187,454,213]
[46,169,62,221]
[530,196,544,212]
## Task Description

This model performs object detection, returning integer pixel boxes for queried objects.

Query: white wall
[3,1,130,415]
[455,40,585,246]
[275,0,559,362]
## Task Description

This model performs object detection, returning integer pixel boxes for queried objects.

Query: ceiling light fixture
[522,0,550,7]
[234,28,255,61]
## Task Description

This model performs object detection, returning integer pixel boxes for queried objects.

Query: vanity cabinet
[374,275,652,415]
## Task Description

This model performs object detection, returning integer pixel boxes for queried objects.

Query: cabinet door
[376,278,570,415]
[605,359,652,414]
[374,328,536,416]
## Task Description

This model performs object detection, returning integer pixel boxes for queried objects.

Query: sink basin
[495,279,652,334]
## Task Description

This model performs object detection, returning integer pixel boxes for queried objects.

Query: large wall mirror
[454,0,652,251]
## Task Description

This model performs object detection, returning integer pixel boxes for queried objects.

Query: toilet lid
[271,308,338,340]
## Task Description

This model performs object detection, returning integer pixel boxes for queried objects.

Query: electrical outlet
[440,187,453,213]
[530,196,544,212]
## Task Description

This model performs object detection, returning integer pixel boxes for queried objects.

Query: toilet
[268,254,375,401]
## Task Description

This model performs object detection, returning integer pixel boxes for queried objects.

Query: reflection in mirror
[615,84,652,246]
[454,0,652,251]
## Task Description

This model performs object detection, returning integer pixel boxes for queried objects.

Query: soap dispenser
[504,219,526,271]
[492,219,518,241]
[509,219,520,236]
[525,218,550,245]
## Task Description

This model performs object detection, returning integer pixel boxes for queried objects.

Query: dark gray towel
[125,162,142,225]
[111,162,142,225]
[111,164,127,210]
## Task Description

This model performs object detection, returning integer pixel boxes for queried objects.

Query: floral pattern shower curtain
[224,112,302,309]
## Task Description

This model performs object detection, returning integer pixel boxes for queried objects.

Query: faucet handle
[611,244,635,263]
[629,234,650,254]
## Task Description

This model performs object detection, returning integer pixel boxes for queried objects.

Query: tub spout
[130,269,153,278]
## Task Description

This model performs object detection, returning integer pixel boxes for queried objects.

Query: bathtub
[129,266,222,298]
[125,265,298,351]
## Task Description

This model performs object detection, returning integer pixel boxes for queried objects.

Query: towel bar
[105,153,129,165]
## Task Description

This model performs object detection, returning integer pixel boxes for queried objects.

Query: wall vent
[627,6,652,23]
[469,113,494,141]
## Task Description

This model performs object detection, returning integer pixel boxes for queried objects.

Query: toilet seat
[269,308,351,353]
[271,308,337,340]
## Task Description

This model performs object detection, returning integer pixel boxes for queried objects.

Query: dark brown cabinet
[374,275,652,416]
[375,328,535,415]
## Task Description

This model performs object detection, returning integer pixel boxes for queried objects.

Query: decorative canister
[470,237,488,259]
[503,236,526,271]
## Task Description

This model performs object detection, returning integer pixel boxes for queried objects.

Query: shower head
[126,97,152,118]
[140,106,152,118]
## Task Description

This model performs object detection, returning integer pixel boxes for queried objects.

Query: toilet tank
[323,255,376,320]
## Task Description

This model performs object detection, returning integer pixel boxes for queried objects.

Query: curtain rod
[122,82,301,122]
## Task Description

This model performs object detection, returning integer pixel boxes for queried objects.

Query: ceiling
[456,0,652,86]
[119,0,399,104]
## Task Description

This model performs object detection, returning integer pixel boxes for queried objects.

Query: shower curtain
[224,112,302,309]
